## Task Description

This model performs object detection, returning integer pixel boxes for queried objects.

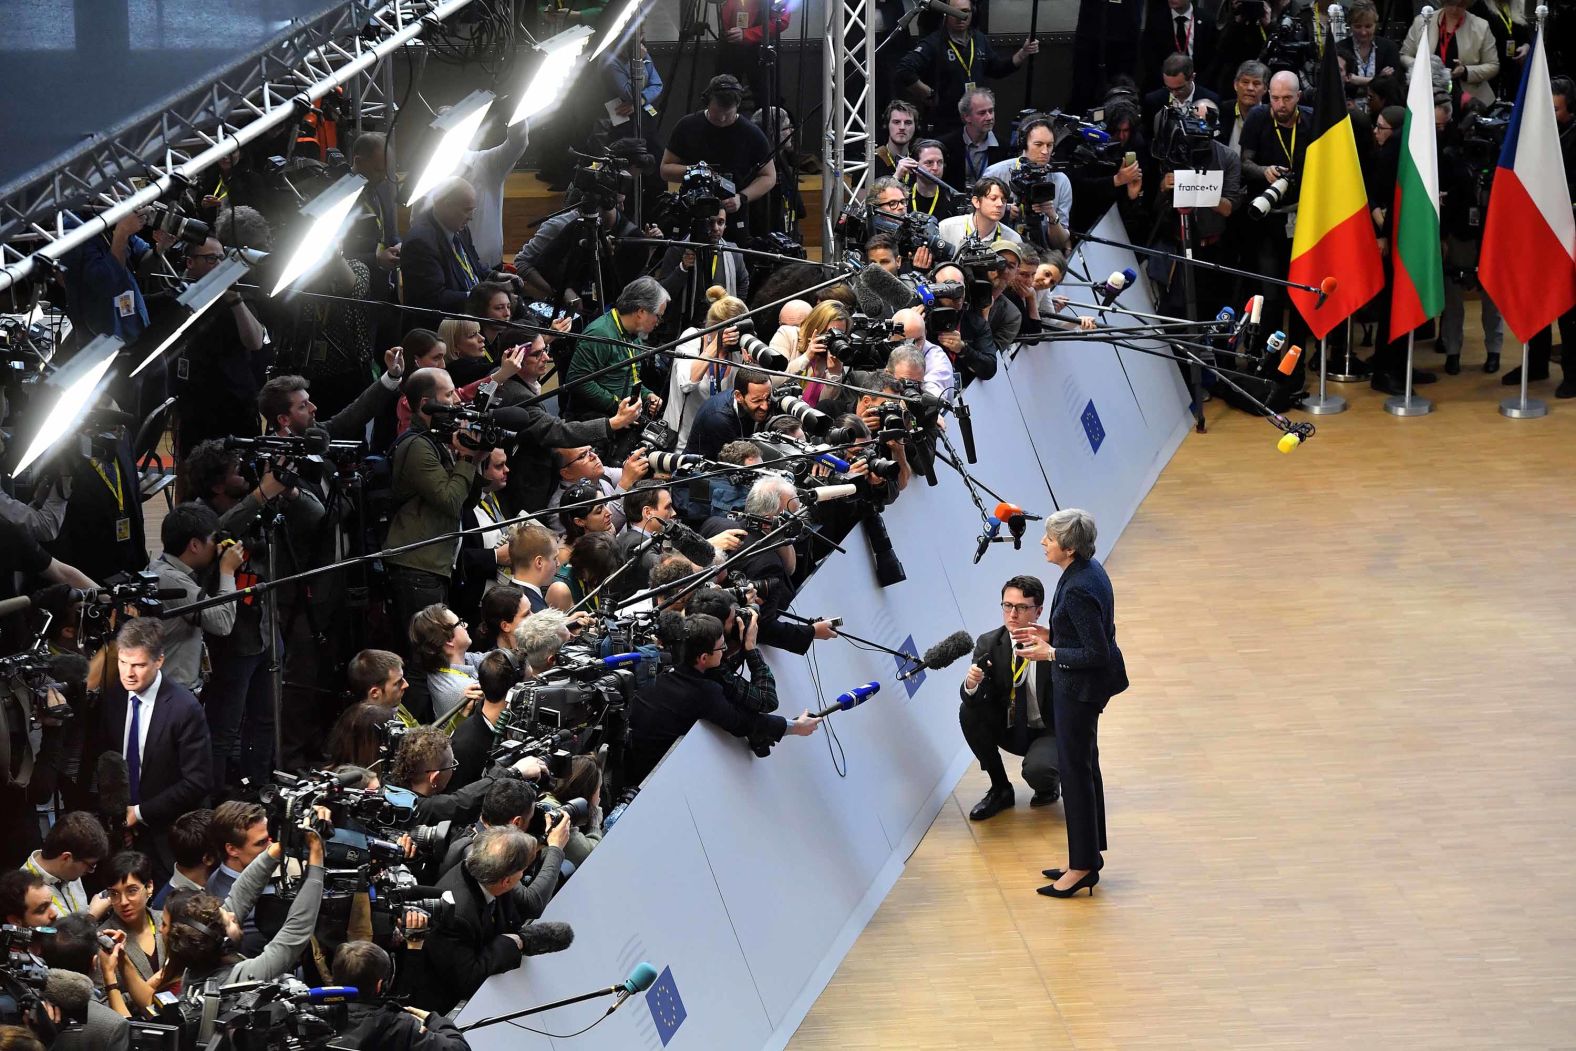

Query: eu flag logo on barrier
[646,965,687,1046]
[1080,400,1105,455]
[897,634,924,697]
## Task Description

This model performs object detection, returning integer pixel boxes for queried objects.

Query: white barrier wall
[456,213,1192,1050]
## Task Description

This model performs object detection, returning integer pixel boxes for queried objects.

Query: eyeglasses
[446,618,467,634]
[709,644,728,654]
[1000,601,1039,614]
[187,253,223,262]
[427,760,460,774]
[565,449,596,466]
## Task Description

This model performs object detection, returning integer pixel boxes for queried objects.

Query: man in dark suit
[93,618,212,883]
[684,367,773,458]
[1140,0,1217,92]
[939,89,1013,193]
[959,575,1060,821]
[1142,53,1222,140]
[401,176,484,314]
[418,825,572,1014]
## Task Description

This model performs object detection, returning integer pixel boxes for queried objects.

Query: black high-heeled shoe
[1037,870,1099,897]
[1042,868,1065,880]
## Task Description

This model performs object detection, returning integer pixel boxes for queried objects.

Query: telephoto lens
[1250,175,1294,218]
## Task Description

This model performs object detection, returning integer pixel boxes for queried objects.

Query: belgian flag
[1288,30,1385,339]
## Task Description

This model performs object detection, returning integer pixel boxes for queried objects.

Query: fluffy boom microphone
[896,630,976,682]
[851,263,922,318]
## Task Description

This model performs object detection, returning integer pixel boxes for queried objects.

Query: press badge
[116,291,136,317]
[176,356,190,381]
[115,518,132,542]
[963,81,976,94]
[736,11,749,27]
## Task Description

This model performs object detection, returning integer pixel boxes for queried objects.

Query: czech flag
[1479,27,1576,343]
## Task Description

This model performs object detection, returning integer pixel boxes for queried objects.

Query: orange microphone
[1277,343,1303,375]
[1316,276,1337,307]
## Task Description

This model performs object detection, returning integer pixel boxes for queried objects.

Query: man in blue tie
[402,176,487,313]
[95,618,212,884]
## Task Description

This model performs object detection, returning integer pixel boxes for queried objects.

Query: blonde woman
[787,301,850,408]
[437,317,492,386]
[665,286,749,450]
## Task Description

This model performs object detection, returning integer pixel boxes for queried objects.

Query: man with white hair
[770,299,813,361]
[402,177,485,312]
[889,316,955,398]
[565,276,668,421]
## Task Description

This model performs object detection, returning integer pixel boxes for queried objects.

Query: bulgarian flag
[1389,13,1445,338]
[1478,26,1576,341]
[1290,28,1385,338]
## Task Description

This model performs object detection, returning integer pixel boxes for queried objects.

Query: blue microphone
[609,962,661,1014]
[297,986,358,1004]
[812,446,851,472]
[813,681,880,717]
[1213,304,1235,333]
[598,652,646,668]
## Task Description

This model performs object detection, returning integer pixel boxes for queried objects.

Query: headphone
[174,916,227,959]
[702,75,744,107]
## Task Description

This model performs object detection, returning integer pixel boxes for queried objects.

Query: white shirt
[123,670,161,822]
[23,851,88,916]
[921,340,957,398]
[938,212,1023,247]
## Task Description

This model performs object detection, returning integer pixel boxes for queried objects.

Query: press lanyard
[912,185,939,214]
[452,239,477,284]
[1008,654,1029,705]
[25,857,76,914]
[480,492,503,520]
[610,310,641,386]
[947,35,975,78]
[1274,122,1297,166]
[1355,43,1375,78]
[92,457,125,513]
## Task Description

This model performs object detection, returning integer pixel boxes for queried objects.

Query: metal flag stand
[1328,316,1366,381]
[1500,340,1549,418]
[1304,334,1347,414]
[1384,330,1433,415]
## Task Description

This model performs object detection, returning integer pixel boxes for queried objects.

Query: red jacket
[720,0,789,44]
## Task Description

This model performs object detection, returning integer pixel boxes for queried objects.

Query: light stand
[271,174,367,297]
[407,90,495,206]
[129,255,250,378]
[12,334,122,475]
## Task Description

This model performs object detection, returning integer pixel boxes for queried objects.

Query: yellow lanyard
[214,175,229,200]
[1274,122,1297,167]
[1494,2,1513,36]
[452,239,477,284]
[710,251,719,281]
[610,310,641,387]
[25,857,77,914]
[92,458,125,514]
[911,185,940,215]
[480,492,503,520]
[947,35,975,78]
[1008,654,1029,710]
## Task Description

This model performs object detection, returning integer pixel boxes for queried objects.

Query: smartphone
[1123,151,1138,168]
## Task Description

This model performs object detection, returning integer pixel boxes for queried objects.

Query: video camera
[1041,112,1126,177]
[191,976,352,1051]
[569,153,634,211]
[223,426,364,490]
[651,163,737,233]
[0,924,48,1028]
[1153,104,1221,170]
[425,402,519,452]
[836,200,958,262]
[1261,13,1315,76]
[822,313,897,371]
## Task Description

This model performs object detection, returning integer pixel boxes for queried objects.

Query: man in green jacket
[564,276,668,422]
[385,368,479,635]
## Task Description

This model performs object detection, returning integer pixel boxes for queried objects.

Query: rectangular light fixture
[511,26,595,126]
[271,173,367,297]
[590,0,647,60]
[406,89,495,206]
[14,334,123,475]
[130,254,251,378]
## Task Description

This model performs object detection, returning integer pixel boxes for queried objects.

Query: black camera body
[425,403,519,452]
[837,201,958,262]
[1153,104,1221,170]
[821,313,894,371]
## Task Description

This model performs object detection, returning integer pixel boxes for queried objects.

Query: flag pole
[1498,6,1553,419]
[1385,330,1434,415]
[1305,334,1346,413]
[1328,316,1364,382]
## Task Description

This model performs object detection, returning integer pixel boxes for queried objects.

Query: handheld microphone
[813,681,881,717]
[1277,343,1302,376]
[811,446,851,472]
[896,629,976,681]
[295,986,358,1005]
[1264,330,1286,363]
[1248,294,1263,328]
[1094,268,1137,308]
[1277,432,1302,453]
[1212,304,1236,334]
[598,652,646,668]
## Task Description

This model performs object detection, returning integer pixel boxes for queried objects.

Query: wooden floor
[788,328,1576,1049]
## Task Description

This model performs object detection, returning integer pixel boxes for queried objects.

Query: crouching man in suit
[959,575,1059,821]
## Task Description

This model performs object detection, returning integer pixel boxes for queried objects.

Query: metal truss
[0,0,476,297]
[822,0,877,255]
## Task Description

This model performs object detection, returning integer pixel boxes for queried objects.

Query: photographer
[1239,70,1311,343]
[19,813,109,922]
[908,140,957,219]
[627,614,819,785]
[874,100,921,179]
[657,206,750,327]
[437,777,540,877]
[536,757,605,866]
[866,178,940,272]
[927,262,1000,386]
[156,830,325,1020]
[512,190,651,310]
[938,176,1022,247]
[330,941,468,1049]
[659,75,777,241]
[890,309,956,396]
[701,475,837,654]
[892,0,1037,136]
[408,605,483,732]
[172,236,270,457]
[981,114,1072,251]
[421,826,573,1015]
[388,727,520,830]
[33,914,130,1050]
[686,587,779,716]
[150,502,243,692]
[450,650,524,792]
[564,276,667,423]
[852,373,915,495]
[666,288,748,449]
[686,366,774,459]
[383,368,479,634]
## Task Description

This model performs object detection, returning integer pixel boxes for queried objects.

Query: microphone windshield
[1320,276,1338,295]
[625,962,660,993]
[853,263,922,317]
[923,630,976,670]
[1119,267,1137,287]
[991,501,1023,522]
[303,425,332,455]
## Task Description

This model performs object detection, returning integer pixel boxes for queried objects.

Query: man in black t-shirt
[659,75,777,241]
